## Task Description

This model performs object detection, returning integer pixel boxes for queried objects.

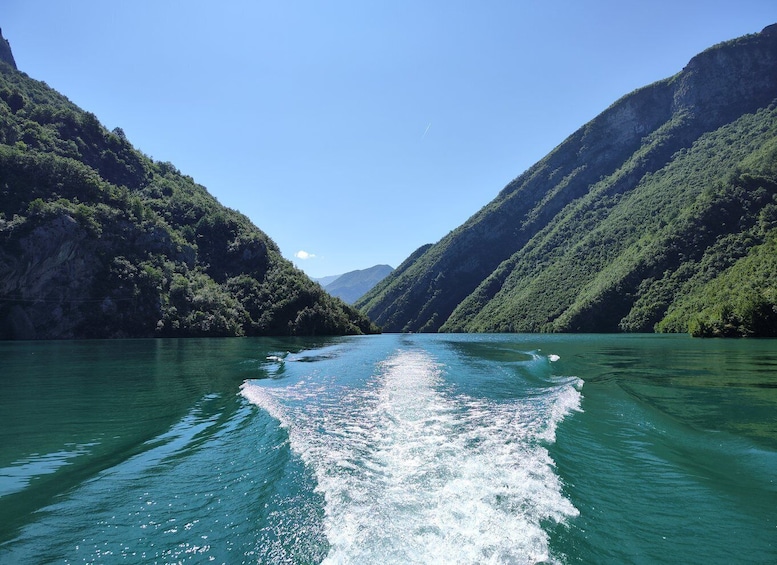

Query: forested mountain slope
[357,24,777,337]
[0,32,377,339]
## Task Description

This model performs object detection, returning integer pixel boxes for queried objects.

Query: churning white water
[242,347,582,564]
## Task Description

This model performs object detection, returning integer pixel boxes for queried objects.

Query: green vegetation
[357,25,777,337]
[0,58,377,339]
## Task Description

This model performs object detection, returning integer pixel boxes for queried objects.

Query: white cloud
[294,250,316,260]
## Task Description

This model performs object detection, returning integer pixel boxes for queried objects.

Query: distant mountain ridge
[0,36,377,339]
[317,264,393,303]
[358,24,777,337]
[315,274,342,287]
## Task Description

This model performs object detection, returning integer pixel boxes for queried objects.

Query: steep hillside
[0,42,377,339]
[322,264,393,303]
[0,29,15,70]
[357,24,777,337]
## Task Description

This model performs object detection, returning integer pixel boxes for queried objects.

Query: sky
[3,1,776,278]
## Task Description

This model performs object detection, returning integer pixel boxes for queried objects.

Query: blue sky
[4,1,776,278]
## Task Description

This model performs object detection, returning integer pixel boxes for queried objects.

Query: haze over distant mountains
[316,264,393,303]
[358,24,777,337]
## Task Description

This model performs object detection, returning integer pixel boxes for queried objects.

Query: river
[1,334,775,563]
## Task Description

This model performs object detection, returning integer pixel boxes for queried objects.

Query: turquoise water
[0,334,775,564]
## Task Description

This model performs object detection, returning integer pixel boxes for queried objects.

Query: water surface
[1,334,775,563]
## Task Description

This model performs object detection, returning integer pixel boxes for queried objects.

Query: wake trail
[242,347,582,564]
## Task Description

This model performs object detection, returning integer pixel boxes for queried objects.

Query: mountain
[357,24,777,338]
[319,264,394,303]
[314,274,343,288]
[0,29,15,70]
[0,37,377,339]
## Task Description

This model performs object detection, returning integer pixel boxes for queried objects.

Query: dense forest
[0,33,377,339]
[357,24,777,337]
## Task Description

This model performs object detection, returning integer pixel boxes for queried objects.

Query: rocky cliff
[0,29,16,70]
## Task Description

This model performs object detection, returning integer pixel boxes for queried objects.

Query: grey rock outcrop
[0,29,17,70]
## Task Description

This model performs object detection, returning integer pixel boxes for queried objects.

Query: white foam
[242,347,582,564]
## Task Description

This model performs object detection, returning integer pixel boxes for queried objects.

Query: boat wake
[242,346,582,564]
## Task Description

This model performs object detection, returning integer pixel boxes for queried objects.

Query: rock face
[672,23,777,124]
[0,215,96,339]
[357,25,777,336]
[0,29,17,70]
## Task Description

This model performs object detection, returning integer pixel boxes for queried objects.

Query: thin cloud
[294,250,316,260]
